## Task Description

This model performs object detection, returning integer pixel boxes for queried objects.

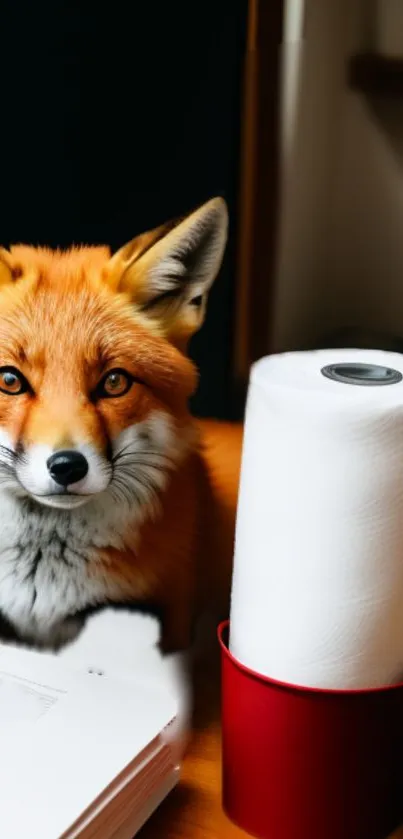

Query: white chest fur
[0,491,141,647]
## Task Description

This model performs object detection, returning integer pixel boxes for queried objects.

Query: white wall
[271,0,403,352]
[328,4,403,340]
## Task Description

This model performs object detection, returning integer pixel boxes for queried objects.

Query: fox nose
[47,451,89,487]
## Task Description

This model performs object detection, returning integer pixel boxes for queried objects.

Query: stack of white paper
[0,620,184,839]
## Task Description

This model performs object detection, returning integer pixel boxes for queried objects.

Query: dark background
[0,2,248,419]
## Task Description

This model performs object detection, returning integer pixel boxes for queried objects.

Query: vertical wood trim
[233,0,284,383]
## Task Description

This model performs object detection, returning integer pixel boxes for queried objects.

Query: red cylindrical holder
[219,621,403,839]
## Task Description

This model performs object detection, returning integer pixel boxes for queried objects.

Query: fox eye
[0,367,30,396]
[96,369,135,399]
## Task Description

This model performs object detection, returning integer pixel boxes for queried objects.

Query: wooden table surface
[138,644,403,839]
[139,642,245,839]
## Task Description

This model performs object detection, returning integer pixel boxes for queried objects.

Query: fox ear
[108,198,228,344]
[108,219,178,269]
[0,250,13,287]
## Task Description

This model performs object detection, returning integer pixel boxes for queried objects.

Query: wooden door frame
[233,0,284,386]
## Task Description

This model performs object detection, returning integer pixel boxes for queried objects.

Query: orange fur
[0,199,242,651]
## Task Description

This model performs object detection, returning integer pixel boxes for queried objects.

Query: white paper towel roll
[229,348,403,690]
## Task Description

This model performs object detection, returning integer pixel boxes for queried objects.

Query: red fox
[0,198,243,652]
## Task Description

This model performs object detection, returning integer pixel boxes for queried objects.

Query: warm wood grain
[139,642,403,839]
[139,722,244,839]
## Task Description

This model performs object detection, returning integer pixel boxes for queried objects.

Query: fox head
[0,197,228,511]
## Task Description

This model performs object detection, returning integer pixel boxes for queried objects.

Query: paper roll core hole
[321,362,402,386]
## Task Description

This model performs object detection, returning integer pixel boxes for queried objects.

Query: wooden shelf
[348,53,403,97]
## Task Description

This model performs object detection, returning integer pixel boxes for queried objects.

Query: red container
[219,621,403,839]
